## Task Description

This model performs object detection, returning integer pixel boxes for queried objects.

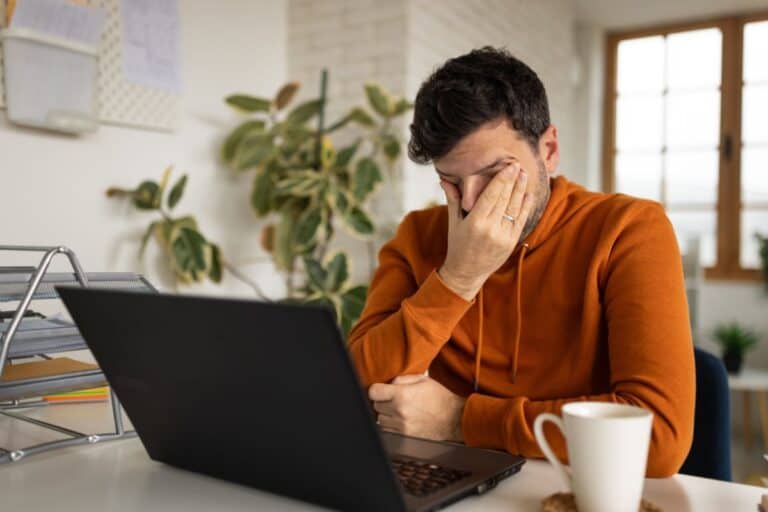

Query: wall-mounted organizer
[2,27,101,133]
[0,245,157,464]
[0,0,180,132]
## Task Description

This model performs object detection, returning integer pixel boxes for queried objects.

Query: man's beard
[519,157,551,242]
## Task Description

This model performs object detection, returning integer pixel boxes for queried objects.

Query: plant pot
[722,351,743,374]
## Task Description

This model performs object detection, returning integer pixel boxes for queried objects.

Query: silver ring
[502,214,516,223]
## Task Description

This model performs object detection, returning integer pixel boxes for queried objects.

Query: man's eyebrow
[435,158,509,177]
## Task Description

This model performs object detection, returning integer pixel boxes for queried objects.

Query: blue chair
[680,347,732,481]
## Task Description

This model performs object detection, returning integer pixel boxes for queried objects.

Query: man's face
[433,118,560,240]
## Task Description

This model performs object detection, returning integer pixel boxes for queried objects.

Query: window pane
[666,28,722,90]
[665,150,719,205]
[742,147,768,204]
[615,153,662,201]
[744,21,768,84]
[616,95,664,151]
[740,209,768,268]
[742,85,768,145]
[666,91,721,149]
[617,36,665,94]
[667,211,717,267]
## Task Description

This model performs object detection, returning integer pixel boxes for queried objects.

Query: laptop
[56,287,525,512]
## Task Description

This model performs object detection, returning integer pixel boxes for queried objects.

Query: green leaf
[172,227,207,276]
[173,215,199,231]
[234,134,274,171]
[381,134,400,162]
[225,94,272,112]
[340,315,354,337]
[304,295,336,313]
[391,98,413,116]
[326,107,374,132]
[251,167,274,217]
[320,136,336,169]
[139,221,159,257]
[273,208,298,271]
[167,174,188,209]
[294,207,322,247]
[304,256,327,290]
[352,157,382,202]
[341,285,367,324]
[285,99,322,126]
[274,82,300,110]
[364,84,391,117]
[221,120,266,163]
[323,213,335,243]
[324,253,349,292]
[156,166,172,208]
[334,189,349,213]
[349,107,375,127]
[209,244,223,283]
[132,181,160,210]
[343,206,374,236]
[274,170,325,197]
[335,140,360,168]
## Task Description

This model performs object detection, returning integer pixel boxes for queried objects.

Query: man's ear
[537,125,560,176]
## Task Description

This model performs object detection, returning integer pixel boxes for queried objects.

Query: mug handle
[533,413,571,491]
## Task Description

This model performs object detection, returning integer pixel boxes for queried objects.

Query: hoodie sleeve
[461,203,695,478]
[348,211,475,389]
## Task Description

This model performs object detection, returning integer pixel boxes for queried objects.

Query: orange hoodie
[348,176,695,478]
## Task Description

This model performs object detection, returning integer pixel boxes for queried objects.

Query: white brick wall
[404,0,577,212]
[287,0,408,123]
[286,0,577,279]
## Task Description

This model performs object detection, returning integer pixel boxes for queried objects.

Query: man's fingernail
[519,170,527,181]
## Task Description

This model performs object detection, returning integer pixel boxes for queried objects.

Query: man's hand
[369,375,466,442]
[438,163,533,300]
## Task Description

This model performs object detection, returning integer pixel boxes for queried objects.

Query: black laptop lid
[57,287,406,512]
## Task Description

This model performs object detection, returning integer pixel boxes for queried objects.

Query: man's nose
[460,177,486,213]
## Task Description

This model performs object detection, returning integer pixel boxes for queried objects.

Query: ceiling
[573,0,768,30]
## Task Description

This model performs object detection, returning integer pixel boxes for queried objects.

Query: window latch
[723,134,733,161]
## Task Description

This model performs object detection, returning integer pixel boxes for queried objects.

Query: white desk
[0,403,764,511]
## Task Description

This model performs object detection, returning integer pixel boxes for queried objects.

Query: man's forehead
[435,156,512,177]
[433,121,524,176]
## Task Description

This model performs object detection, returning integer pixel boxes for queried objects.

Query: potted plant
[106,71,412,336]
[713,322,761,374]
[218,71,411,333]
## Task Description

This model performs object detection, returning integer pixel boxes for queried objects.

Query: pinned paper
[119,0,181,93]
[10,0,106,47]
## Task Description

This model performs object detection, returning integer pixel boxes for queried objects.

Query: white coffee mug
[533,402,653,512]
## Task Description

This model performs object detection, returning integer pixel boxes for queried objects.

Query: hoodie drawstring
[472,243,529,392]
[473,288,484,392]
[510,243,529,380]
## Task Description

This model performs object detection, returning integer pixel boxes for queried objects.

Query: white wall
[404,0,578,211]
[0,0,288,296]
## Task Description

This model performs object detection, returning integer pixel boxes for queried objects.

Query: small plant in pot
[713,322,760,374]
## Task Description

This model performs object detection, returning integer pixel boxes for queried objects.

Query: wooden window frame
[602,10,768,281]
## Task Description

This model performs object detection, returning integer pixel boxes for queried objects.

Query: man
[348,47,694,477]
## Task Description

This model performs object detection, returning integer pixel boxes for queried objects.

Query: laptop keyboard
[391,457,472,497]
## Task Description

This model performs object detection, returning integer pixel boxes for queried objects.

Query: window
[603,12,768,280]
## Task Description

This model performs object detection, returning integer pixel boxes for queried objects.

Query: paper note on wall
[10,0,106,46]
[119,0,181,93]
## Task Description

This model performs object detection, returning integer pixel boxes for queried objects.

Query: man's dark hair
[408,46,550,164]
